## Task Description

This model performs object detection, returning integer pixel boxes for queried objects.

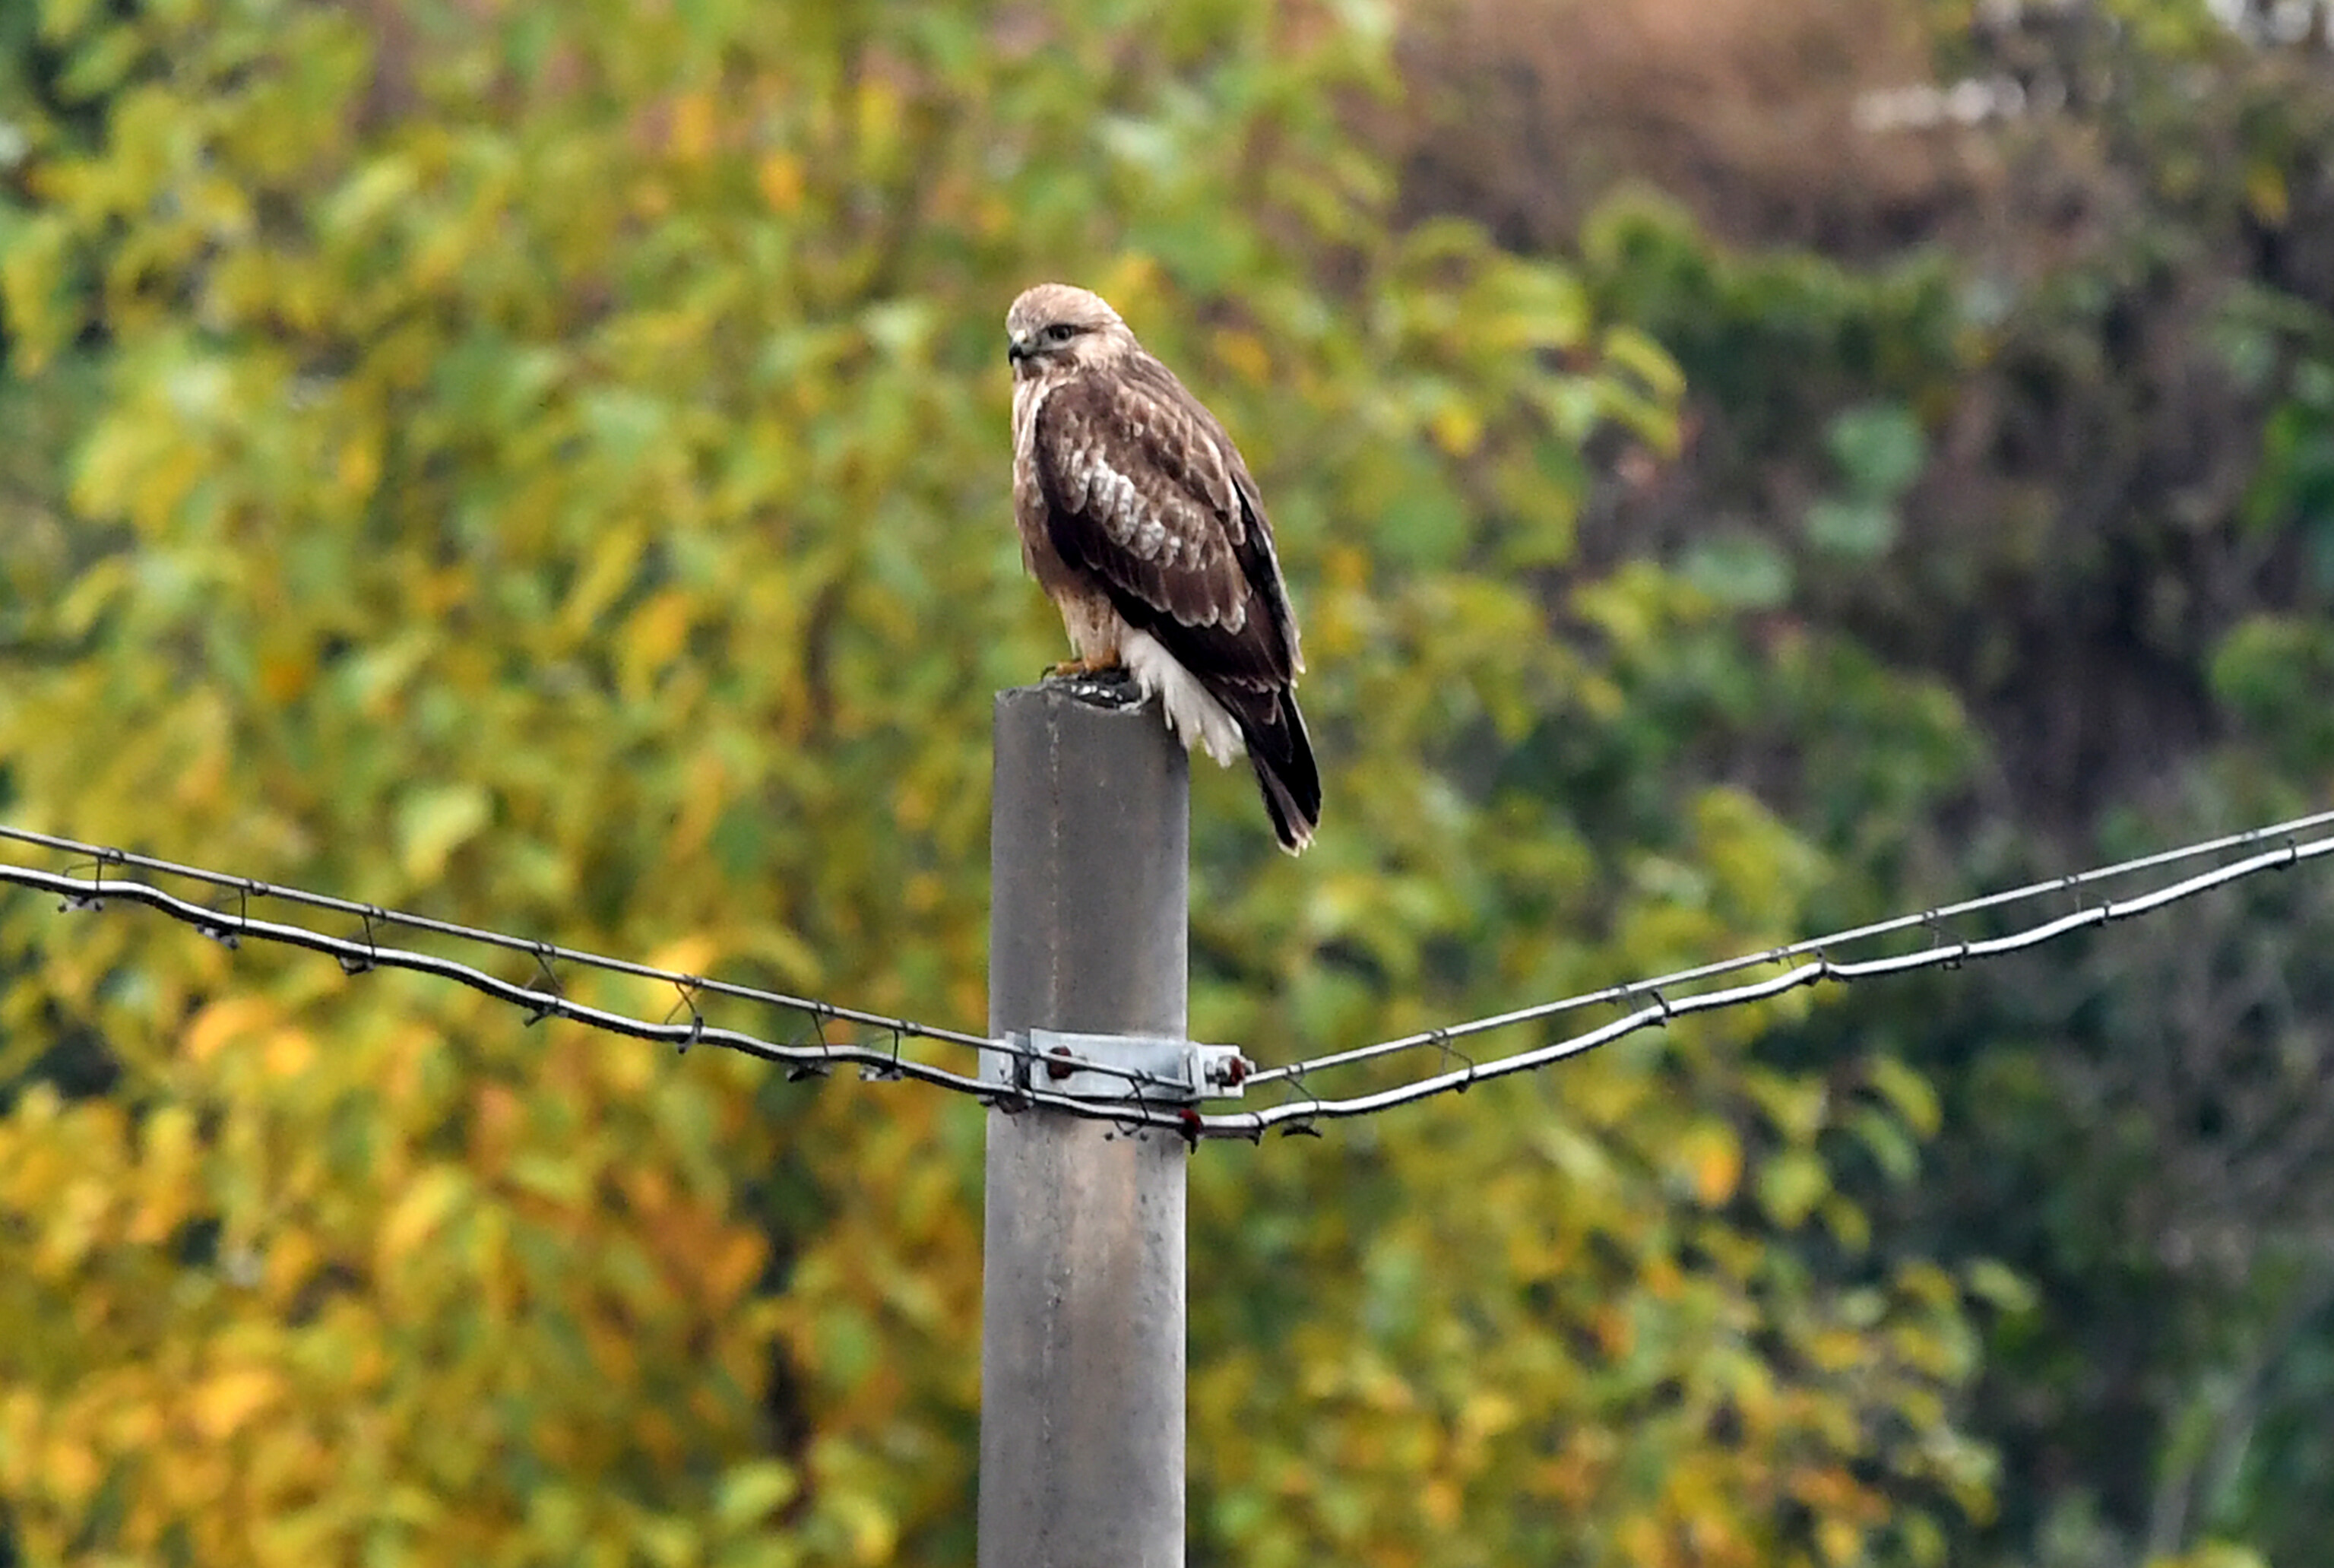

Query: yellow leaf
[191,1367,281,1441]
[2246,161,2288,226]
[163,1448,232,1512]
[1430,400,1484,457]
[669,93,718,163]
[127,1104,198,1243]
[0,213,74,372]
[1601,322,1686,399]
[141,1103,197,1169]
[1457,1390,1520,1445]
[1618,1515,1670,1568]
[263,1229,321,1305]
[757,151,804,212]
[1807,1329,1864,1373]
[714,1459,798,1527]
[704,1229,766,1310]
[105,1399,163,1452]
[854,78,902,149]
[647,935,720,980]
[1678,1120,1741,1205]
[335,434,380,502]
[0,1391,36,1489]
[264,1027,315,1079]
[834,1490,898,1566]
[1098,252,1163,310]
[560,522,648,636]
[1214,328,1271,385]
[40,1177,112,1277]
[619,590,695,692]
[394,782,491,882]
[258,647,312,704]
[43,1435,100,1504]
[379,1166,467,1268]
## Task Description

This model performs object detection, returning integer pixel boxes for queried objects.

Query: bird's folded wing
[1032,366,1296,689]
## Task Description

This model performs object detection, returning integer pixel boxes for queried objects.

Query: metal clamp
[987,1028,1249,1103]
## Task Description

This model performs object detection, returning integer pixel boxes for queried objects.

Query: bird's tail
[1239,688,1321,855]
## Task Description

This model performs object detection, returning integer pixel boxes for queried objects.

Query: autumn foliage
[30,0,2307,1562]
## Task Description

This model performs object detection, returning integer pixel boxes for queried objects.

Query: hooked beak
[1006,337,1031,366]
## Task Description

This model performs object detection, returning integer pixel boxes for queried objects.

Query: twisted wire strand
[0,825,1189,1097]
[0,863,1206,1120]
[1213,828,2334,1136]
[2,814,2328,1139]
[1244,806,2334,1088]
[0,823,990,1047]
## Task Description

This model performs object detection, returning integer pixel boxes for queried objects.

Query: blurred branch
[2144,1265,2334,1559]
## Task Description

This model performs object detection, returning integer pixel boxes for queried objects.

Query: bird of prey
[1006,283,1321,853]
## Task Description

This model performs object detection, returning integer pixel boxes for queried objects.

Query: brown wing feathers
[1034,360,1322,849]
[1037,372,1290,680]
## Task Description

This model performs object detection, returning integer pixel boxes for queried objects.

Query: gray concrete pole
[980,683,1188,1568]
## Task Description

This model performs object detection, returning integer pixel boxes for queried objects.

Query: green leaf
[1823,402,1926,499]
[1680,532,1791,610]
[714,1461,800,1528]
[1962,1258,2037,1315]
[1804,498,1899,559]
[1757,1148,1830,1227]
[395,783,492,881]
[1867,1056,1941,1139]
[1849,1105,1919,1185]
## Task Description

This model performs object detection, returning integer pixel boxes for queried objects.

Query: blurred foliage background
[0,0,2329,1563]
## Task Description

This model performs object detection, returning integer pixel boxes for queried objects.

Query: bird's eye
[1045,322,1077,343]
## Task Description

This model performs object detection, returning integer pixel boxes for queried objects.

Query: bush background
[3,1,2330,1563]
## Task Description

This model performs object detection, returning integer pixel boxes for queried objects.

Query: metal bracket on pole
[989,1028,1249,1102]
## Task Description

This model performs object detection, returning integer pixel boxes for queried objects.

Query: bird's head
[1005,284,1137,381]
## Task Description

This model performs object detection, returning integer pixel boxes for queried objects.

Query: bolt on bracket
[986,1028,1250,1103]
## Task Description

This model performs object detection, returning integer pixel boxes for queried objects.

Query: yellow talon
[1045,656,1125,679]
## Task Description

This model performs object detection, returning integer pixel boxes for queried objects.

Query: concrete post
[980,683,1189,1568]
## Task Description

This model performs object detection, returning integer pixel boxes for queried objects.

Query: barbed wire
[0,824,993,1045]
[1227,824,2334,1136]
[0,823,1190,1101]
[1247,806,2334,1089]
[2,812,2330,1140]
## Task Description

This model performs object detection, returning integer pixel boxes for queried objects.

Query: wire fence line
[0,822,992,1052]
[0,854,1192,1115]
[1240,827,2334,1134]
[1243,805,2334,1088]
[0,822,1192,1098]
[2,811,2332,1141]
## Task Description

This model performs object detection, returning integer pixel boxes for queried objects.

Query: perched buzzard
[1006,283,1321,853]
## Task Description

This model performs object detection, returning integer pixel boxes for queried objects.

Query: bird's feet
[1040,657,1141,708]
[1043,656,1129,681]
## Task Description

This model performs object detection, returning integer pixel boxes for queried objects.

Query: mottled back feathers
[1007,284,1320,851]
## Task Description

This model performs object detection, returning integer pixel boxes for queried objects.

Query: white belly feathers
[1120,621,1244,768]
